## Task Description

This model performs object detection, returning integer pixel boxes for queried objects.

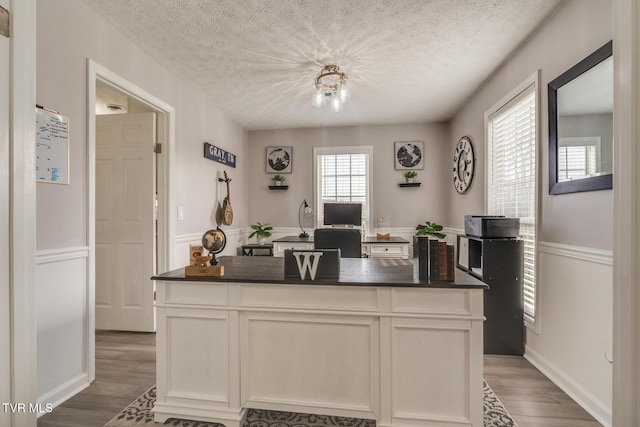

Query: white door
[96,112,156,332]
[0,1,11,422]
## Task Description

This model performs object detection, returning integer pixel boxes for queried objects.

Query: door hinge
[154,143,162,154]
[0,6,9,38]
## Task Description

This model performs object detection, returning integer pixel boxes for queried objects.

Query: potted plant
[415,220,446,239]
[404,171,418,183]
[249,222,273,245]
[272,175,286,186]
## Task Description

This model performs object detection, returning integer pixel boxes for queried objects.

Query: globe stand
[209,252,219,266]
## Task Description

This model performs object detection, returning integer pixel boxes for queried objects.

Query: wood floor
[38,331,156,427]
[484,355,602,427]
[38,331,602,427]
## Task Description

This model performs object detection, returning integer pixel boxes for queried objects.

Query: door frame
[8,1,37,426]
[87,60,175,381]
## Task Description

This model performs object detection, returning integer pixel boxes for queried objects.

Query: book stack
[429,239,455,282]
[413,237,455,281]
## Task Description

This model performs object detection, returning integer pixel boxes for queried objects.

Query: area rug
[105,382,517,427]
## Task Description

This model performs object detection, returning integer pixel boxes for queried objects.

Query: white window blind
[487,86,537,323]
[557,136,600,181]
[314,146,371,233]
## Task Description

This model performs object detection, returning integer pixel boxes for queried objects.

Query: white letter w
[292,252,324,280]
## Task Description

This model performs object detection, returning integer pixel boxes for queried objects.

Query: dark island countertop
[152,256,487,289]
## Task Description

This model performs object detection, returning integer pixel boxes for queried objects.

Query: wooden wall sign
[204,142,236,168]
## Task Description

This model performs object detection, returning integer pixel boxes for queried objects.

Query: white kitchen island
[151,256,486,427]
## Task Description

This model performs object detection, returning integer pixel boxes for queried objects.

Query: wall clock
[453,136,475,194]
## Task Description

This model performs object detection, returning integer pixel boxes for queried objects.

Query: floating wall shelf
[399,182,421,188]
[268,185,288,190]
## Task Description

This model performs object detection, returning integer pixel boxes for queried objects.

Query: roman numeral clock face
[453,136,475,194]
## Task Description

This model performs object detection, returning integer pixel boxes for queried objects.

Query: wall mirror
[548,40,613,195]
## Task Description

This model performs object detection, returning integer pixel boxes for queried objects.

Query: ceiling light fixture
[312,65,350,112]
[106,104,126,112]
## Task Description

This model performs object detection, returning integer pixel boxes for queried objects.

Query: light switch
[177,206,184,221]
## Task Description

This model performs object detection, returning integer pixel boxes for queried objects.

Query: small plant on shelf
[403,171,418,183]
[415,220,446,239]
[249,222,273,245]
[272,175,286,185]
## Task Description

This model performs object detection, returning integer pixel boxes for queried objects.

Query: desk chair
[314,228,362,258]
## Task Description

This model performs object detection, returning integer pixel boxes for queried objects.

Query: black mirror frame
[548,40,613,195]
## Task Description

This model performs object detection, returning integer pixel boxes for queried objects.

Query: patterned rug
[105,382,517,427]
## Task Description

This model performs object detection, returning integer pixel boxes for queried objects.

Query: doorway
[94,85,158,332]
[87,60,175,382]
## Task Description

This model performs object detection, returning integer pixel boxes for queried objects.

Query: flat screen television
[323,202,362,226]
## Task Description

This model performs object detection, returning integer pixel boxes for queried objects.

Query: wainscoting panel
[527,242,613,427]
[36,247,91,413]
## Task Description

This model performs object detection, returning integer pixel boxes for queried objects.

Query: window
[486,75,538,327]
[313,146,372,234]
[558,136,601,181]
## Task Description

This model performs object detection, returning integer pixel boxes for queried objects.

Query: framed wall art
[266,146,292,173]
[394,141,424,170]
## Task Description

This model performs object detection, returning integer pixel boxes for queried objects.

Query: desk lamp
[298,199,313,238]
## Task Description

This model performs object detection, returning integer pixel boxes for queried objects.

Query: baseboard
[525,346,612,427]
[37,373,90,418]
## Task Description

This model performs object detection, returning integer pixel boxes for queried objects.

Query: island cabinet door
[383,317,483,427]
[154,281,247,427]
[155,307,232,404]
[239,311,381,420]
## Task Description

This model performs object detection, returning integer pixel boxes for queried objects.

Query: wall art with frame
[394,141,424,170]
[266,146,292,173]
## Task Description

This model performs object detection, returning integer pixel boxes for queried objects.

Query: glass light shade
[312,84,325,107]
[331,94,342,112]
[338,79,350,103]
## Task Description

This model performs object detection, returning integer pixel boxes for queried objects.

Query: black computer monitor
[323,202,362,226]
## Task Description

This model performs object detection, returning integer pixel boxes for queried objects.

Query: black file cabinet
[457,235,524,355]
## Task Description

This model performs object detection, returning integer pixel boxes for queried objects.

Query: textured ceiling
[81,0,563,131]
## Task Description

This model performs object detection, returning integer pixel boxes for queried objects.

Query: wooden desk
[272,235,410,259]
[152,257,486,427]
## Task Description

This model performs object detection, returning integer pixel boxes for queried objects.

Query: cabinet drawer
[370,244,406,257]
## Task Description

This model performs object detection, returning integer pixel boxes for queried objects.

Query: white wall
[247,123,450,233]
[527,245,613,424]
[448,0,613,425]
[36,0,248,407]
[449,0,613,250]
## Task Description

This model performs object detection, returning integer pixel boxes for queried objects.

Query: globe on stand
[202,227,227,265]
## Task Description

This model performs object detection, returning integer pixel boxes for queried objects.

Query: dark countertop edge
[150,271,488,289]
